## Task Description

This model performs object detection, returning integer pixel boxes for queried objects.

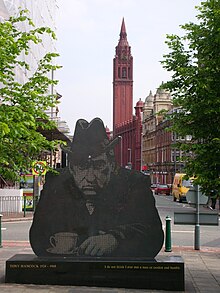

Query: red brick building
[113,19,143,171]
[113,18,133,131]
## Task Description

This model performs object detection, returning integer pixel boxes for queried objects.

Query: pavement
[0,215,220,292]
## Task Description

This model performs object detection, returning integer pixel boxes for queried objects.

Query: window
[118,67,121,78]
[122,67,127,78]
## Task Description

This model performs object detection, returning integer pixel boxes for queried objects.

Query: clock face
[121,54,128,61]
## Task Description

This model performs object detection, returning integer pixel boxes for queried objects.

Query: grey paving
[0,243,220,292]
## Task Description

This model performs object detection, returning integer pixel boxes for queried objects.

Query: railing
[0,195,36,219]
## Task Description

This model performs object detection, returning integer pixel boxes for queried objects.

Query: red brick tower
[113,18,133,133]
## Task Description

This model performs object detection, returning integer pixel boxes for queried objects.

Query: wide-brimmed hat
[62,118,119,164]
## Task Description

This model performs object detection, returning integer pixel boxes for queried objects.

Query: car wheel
[179,197,182,203]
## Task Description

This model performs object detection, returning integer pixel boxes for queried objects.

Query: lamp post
[118,136,123,167]
[194,185,200,250]
[50,69,54,168]
[173,131,177,176]
[128,148,132,169]
[141,132,143,172]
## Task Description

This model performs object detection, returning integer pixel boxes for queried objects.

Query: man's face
[69,153,114,198]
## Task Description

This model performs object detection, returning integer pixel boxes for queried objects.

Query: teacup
[49,232,78,254]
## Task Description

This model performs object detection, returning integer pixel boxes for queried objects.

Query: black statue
[30,118,164,258]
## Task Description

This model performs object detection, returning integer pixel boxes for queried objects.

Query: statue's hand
[79,234,118,256]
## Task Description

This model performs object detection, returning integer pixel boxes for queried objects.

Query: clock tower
[113,18,133,133]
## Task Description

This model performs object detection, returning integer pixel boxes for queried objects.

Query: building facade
[142,87,193,184]
[112,18,190,180]
[142,89,173,183]
[114,100,143,171]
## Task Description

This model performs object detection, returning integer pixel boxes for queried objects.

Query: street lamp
[128,148,132,169]
[141,132,143,172]
[118,136,123,167]
[173,131,177,175]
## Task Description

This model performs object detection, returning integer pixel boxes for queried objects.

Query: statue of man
[30,118,164,258]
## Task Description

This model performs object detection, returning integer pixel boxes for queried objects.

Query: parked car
[155,184,171,195]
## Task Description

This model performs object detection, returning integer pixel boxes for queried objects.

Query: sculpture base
[5,254,184,291]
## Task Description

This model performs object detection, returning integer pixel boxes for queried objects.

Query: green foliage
[161,0,220,194]
[0,9,62,181]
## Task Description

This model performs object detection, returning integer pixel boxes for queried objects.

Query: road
[1,194,220,249]
[155,194,220,248]
[1,220,32,242]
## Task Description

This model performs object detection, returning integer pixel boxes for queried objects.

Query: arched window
[122,67,127,78]
[118,67,121,78]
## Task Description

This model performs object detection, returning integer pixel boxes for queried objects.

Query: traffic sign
[32,161,47,176]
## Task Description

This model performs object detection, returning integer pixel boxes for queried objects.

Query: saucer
[46,247,78,255]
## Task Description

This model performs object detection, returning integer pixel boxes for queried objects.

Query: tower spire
[119,18,129,46]
[113,18,133,131]
[120,17,127,37]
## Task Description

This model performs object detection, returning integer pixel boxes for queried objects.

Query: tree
[161,0,220,195]
[0,9,61,181]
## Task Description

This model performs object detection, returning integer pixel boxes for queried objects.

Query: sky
[55,0,202,134]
